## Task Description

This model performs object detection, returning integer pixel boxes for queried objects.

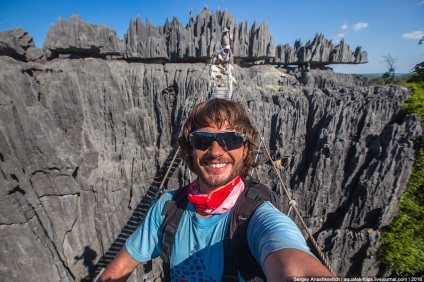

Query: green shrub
[380,81,424,276]
[402,82,424,121]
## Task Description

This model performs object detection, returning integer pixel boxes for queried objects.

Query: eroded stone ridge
[0,28,46,62]
[271,34,368,66]
[44,14,124,58]
[0,52,420,280]
[1,8,366,65]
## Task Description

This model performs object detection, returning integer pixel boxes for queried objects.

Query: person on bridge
[97,99,333,281]
[221,27,232,49]
[215,45,232,71]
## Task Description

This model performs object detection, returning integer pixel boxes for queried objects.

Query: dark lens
[218,132,246,151]
[189,131,246,151]
[189,132,215,150]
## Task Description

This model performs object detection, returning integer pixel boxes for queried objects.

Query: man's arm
[263,248,333,282]
[97,246,141,282]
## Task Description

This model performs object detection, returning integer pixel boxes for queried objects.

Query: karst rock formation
[0,7,420,281]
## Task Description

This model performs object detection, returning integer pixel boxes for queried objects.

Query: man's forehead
[194,121,233,131]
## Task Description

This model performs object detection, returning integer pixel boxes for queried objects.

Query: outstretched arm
[263,248,333,282]
[97,246,141,282]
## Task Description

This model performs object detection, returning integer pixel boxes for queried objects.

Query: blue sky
[1,0,423,74]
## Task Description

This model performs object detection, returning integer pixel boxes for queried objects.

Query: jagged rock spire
[271,33,367,66]
[5,8,367,65]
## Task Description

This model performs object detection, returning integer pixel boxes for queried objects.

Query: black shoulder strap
[160,184,190,282]
[223,178,280,282]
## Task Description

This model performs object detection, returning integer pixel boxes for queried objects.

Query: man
[217,45,231,63]
[215,45,232,71]
[98,98,333,281]
[221,27,232,49]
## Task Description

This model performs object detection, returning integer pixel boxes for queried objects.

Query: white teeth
[209,163,226,168]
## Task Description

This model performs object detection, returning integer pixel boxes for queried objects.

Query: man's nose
[208,140,227,155]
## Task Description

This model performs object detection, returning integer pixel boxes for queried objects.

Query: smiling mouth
[207,163,227,168]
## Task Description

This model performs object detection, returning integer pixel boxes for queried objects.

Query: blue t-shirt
[126,190,312,281]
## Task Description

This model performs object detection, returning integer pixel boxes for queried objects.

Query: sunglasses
[189,131,247,151]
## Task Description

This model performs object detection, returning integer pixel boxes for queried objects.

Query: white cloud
[333,33,345,43]
[353,22,368,31]
[418,1,424,5]
[341,22,348,30]
[402,30,424,39]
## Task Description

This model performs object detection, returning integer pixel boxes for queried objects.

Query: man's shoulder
[154,189,180,210]
[255,201,281,214]
[241,179,279,203]
[159,190,175,200]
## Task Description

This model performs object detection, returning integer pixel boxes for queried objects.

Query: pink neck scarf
[188,176,245,215]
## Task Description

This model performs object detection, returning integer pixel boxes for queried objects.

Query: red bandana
[188,176,242,213]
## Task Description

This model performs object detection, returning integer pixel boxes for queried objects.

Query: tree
[408,61,424,83]
[382,54,398,84]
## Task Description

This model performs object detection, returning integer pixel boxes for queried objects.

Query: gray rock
[0,28,46,62]
[272,34,368,66]
[124,17,168,61]
[42,10,364,66]
[44,15,124,58]
[0,53,421,280]
[25,46,47,62]
[0,9,419,281]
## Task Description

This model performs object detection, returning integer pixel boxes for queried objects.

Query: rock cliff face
[271,34,368,66]
[42,8,366,65]
[0,10,420,282]
[43,9,276,63]
[0,28,46,62]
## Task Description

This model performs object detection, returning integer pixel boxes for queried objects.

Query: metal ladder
[211,84,230,99]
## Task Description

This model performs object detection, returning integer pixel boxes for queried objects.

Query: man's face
[191,123,247,192]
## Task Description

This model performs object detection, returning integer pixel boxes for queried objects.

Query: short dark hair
[178,98,258,177]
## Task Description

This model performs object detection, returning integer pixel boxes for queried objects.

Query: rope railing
[158,147,180,191]
[292,203,336,275]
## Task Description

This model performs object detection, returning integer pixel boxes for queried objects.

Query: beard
[193,155,245,189]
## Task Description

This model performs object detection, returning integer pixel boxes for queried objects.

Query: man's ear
[243,144,248,160]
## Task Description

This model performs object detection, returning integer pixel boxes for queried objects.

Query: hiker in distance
[97,98,333,281]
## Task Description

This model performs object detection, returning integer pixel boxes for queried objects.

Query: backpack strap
[223,178,280,282]
[222,229,239,281]
[160,184,190,282]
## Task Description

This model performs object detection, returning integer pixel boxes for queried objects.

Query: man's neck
[195,209,213,218]
[198,182,223,194]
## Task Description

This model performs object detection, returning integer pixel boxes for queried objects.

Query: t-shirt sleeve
[247,201,313,267]
[125,192,173,262]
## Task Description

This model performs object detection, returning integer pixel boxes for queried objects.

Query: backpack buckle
[237,213,249,223]
[246,187,258,200]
